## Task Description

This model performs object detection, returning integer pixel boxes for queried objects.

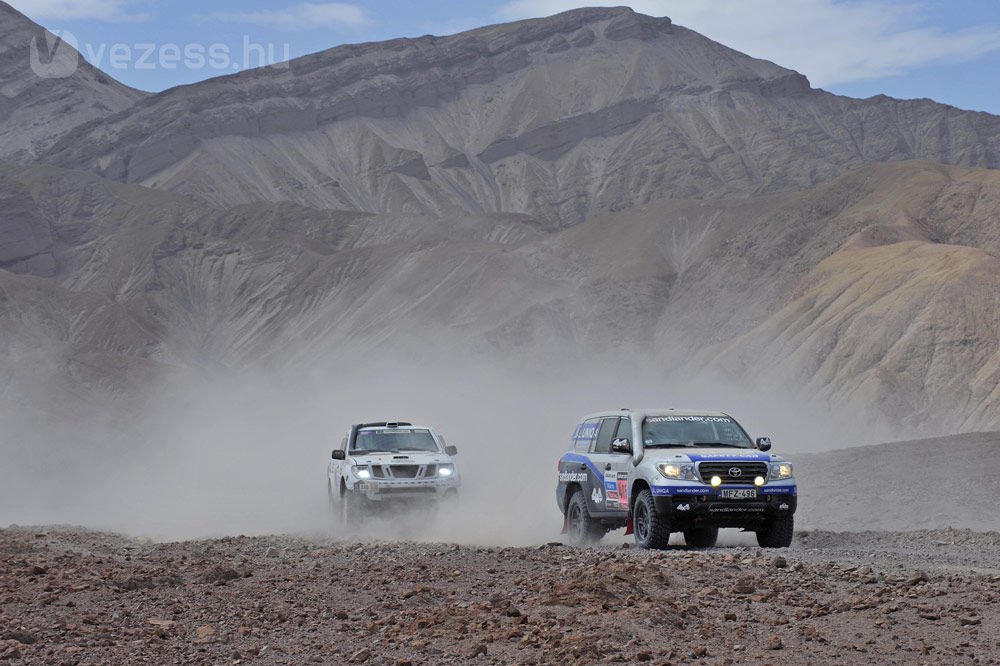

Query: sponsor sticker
[603,471,628,510]
[558,472,588,483]
[646,415,735,423]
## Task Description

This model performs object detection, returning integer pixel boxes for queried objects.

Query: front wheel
[566,490,604,546]
[340,485,363,526]
[632,489,671,549]
[684,527,719,548]
[756,515,794,548]
[327,480,337,516]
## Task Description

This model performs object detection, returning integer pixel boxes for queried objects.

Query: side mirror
[611,438,632,454]
[332,450,346,460]
[755,437,772,452]
[445,445,458,456]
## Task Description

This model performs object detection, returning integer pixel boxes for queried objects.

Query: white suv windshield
[352,429,439,453]
[642,415,752,448]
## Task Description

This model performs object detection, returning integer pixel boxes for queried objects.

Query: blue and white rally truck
[556,409,796,549]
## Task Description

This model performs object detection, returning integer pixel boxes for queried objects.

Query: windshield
[642,415,752,448]
[351,428,439,453]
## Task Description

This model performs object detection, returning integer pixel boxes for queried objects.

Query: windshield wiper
[689,442,745,448]
[643,443,689,448]
[351,449,390,454]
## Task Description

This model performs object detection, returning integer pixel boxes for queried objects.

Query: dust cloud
[0,349,882,544]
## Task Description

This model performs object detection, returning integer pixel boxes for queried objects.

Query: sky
[11,0,1000,115]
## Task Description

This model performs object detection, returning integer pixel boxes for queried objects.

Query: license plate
[356,484,370,492]
[720,488,757,499]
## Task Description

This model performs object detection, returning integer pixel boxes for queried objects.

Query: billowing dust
[0,351,897,544]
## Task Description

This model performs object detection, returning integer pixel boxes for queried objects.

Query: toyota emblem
[728,467,742,477]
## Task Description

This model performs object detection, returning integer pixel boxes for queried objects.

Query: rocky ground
[2,528,1000,664]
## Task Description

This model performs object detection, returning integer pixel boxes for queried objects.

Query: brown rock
[193,624,216,642]
[0,642,21,661]
[767,635,783,650]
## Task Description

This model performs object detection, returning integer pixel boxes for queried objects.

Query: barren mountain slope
[0,162,549,374]
[0,2,143,161]
[40,7,1000,226]
[2,160,999,433]
[796,432,1000,531]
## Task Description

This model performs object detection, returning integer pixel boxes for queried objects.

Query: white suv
[328,422,460,523]
[556,409,796,549]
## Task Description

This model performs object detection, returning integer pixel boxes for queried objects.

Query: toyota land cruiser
[556,409,796,549]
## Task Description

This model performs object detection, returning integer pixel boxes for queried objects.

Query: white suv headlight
[351,465,371,480]
[657,462,696,480]
[769,462,793,480]
[437,464,455,477]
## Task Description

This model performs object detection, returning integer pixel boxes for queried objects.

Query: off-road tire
[340,484,362,526]
[684,527,719,548]
[566,490,604,546]
[756,515,794,548]
[633,489,671,550]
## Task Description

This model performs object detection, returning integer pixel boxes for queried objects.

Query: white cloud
[211,3,368,32]
[495,1,1000,87]
[8,0,149,23]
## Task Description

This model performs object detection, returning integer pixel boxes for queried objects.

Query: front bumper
[351,478,460,501]
[651,483,796,528]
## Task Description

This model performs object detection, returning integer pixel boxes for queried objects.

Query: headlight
[657,462,696,480]
[351,465,371,480]
[437,464,455,477]
[769,462,793,480]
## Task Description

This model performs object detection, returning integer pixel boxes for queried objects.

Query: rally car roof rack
[356,421,413,429]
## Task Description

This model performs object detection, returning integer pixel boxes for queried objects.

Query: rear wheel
[633,489,671,550]
[684,527,719,548]
[566,490,604,546]
[756,515,794,548]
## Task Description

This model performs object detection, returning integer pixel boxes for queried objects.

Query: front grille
[371,466,386,479]
[379,487,437,495]
[697,461,768,484]
[389,465,420,479]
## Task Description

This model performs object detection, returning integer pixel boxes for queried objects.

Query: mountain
[2,7,1000,441]
[0,2,143,161]
[40,7,1000,228]
[2,158,999,435]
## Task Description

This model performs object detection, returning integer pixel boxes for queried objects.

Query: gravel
[4,527,1000,664]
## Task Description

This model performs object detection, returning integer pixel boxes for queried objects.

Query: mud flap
[561,514,569,535]
[625,512,634,536]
